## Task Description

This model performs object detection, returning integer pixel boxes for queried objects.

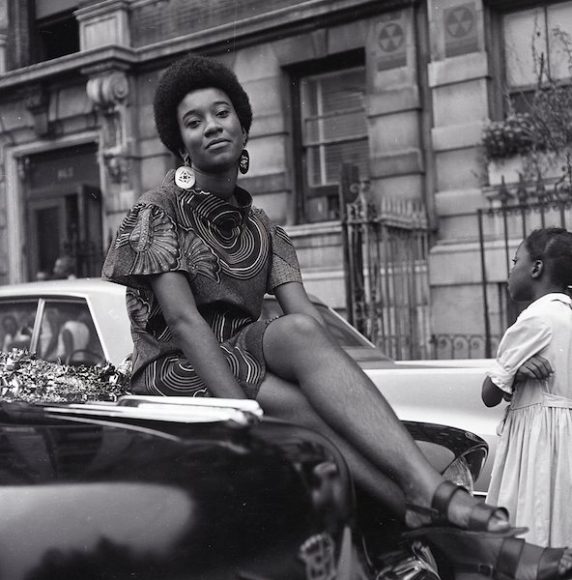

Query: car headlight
[442,455,474,495]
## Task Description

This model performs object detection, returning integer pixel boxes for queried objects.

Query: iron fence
[339,165,431,360]
[478,168,572,357]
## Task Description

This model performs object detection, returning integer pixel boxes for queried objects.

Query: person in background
[52,255,77,280]
[1,314,19,351]
[55,308,91,364]
[483,227,572,548]
[104,54,572,579]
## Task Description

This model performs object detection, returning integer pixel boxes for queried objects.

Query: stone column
[366,7,424,204]
[0,0,8,74]
[426,0,491,343]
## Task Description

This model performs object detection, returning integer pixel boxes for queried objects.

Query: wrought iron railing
[478,163,572,356]
[339,164,432,360]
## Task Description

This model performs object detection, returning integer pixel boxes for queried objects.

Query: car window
[0,300,39,353]
[39,300,105,366]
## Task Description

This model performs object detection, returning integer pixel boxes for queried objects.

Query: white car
[0,278,504,495]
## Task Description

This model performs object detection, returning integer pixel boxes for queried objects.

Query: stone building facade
[0,0,566,357]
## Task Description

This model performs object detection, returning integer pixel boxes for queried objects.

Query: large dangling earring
[239,149,250,175]
[175,153,195,189]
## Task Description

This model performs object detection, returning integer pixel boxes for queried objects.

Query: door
[28,199,66,281]
[24,143,102,281]
[26,186,103,280]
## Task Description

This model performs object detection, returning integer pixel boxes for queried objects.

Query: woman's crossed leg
[258,312,508,532]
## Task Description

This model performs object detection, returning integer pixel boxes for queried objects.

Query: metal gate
[478,171,572,357]
[339,166,431,360]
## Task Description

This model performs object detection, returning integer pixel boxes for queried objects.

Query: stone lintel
[0,47,136,93]
[432,121,484,151]
[367,86,420,117]
[370,148,424,178]
[238,172,289,195]
[434,188,486,216]
[428,52,489,88]
[75,0,131,21]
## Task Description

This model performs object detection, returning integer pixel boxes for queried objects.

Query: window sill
[284,221,341,238]
[487,150,570,186]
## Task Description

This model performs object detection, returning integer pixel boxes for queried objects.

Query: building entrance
[24,144,103,280]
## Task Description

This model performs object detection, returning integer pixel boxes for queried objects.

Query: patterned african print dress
[102,170,302,398]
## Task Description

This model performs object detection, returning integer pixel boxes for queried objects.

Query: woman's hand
[150,272,246,399]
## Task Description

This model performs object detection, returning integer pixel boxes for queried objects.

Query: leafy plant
[482,27,572,177]
[482,113,536,160]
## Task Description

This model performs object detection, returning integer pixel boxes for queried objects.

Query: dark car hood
[0,403,325,580]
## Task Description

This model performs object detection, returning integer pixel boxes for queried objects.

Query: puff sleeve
[486,312,552,394]
[267,224,303,293]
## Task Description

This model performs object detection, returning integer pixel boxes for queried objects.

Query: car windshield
[261,298,384,350]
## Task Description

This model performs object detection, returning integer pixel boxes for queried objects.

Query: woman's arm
[273,282,325,324]
[150,272,246,399]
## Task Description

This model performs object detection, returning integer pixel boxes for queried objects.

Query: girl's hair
[153,54,253,158]
[525,227,572,287]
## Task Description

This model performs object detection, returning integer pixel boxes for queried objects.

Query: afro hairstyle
[153,54,253,158]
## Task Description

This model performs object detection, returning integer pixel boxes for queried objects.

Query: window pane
[305,110,368,144]
[307,146,322,187]
[307,140,369,187]
[320,69,365,113]
[547,2,572,80]
[0,301,38,353]
[323,139,369,185]
[300,78,319,117]
[301,66,368,189]
[508,89,536,115]
[40,301,104,366]
[35,0,78,20]
[504,8,547,87]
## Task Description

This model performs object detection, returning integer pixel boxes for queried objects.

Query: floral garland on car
[0,349,131,404]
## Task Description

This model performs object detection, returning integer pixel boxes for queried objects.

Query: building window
[502,2,572,112]
[32,1,79,63]
[297,65,368,223]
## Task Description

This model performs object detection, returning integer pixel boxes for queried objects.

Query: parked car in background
[0,278,504,495]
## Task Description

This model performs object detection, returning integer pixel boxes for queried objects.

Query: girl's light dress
[486,293,572,547]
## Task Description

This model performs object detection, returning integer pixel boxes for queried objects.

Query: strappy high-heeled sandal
[407,481,513,533]
[405,527,572,580]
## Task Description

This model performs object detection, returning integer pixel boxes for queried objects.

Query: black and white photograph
[0,1,571,578]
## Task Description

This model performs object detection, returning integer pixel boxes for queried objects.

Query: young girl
[483,227,572,547]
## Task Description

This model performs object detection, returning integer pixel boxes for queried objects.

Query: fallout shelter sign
[444,3,479,58]
[375,12,407,71]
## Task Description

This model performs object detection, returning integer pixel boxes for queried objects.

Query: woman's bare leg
[257,373,405,518]
[261,313,508,530]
